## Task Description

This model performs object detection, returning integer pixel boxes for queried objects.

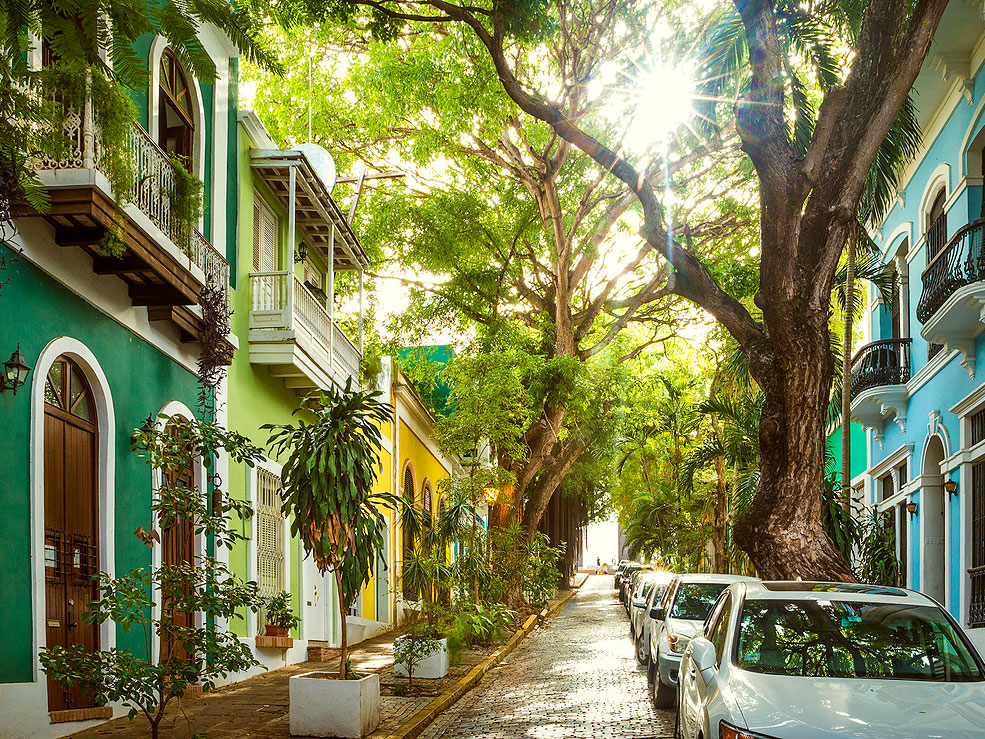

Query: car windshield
[669,583,729,620]
[736,599,984,682]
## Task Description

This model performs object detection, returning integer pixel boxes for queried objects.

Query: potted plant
[266,380,397,739]
[394,623,448,683]
[263,591,299,638]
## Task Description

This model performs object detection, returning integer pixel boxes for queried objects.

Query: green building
[0,31,238,737]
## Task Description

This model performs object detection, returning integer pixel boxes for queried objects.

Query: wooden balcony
[248,271,361,392]
[849,338,911,439]
[24,83,230,350]
[917,217,985,377]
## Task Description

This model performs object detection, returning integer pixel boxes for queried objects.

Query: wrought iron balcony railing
[34,73,229,306]
[850,338,911,399]
[916,217,985,324]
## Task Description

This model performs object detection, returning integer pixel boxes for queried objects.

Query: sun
[624,59,695,152]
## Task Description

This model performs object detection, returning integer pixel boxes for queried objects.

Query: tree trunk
[841,240,856,500]
[712,454,729,573]
[335,570,349,679]
[736,312,856,581]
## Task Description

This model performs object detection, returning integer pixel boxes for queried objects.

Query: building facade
[0,27,238,738]
[848,3,985,654]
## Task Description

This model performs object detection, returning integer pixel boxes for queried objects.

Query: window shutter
[252,200,262,272]
[256,467,286,631]
[260,205,277,272]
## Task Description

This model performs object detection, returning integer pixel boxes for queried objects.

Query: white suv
[646,572,758,708]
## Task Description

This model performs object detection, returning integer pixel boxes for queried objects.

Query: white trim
[949,381,985,420]
[883,222,913,262]
[918,164,950,231]
[869,443,914,481]
[211,55,229,265]
[907,345,958,396]
[246,457,290,640]
[30,338,117,707]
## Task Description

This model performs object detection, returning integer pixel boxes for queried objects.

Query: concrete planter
[393,636,449,679]
[289,671,380,738]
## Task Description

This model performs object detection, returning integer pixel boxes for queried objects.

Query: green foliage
[40,414,266,739]
[857,510,902,587]
[167,153,205,254]
[445,601,516,659]
[264,591,300,630]
[393,627,443,687]
[265,380,397,675]
[821,473,863,562]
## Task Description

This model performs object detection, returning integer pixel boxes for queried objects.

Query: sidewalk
[69,631,498,739]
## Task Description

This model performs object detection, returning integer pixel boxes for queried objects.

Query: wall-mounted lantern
[944,479,958,497]
[906,501,918,517]
[0,346,31,395]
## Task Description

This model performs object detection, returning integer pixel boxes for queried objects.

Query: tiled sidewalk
[68,631,494,739]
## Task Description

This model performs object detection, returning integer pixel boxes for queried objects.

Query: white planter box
[393,636,449,679]
[289,671,380,738]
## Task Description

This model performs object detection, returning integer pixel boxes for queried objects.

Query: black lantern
[944,479,958,497]
[906,501,918,517]
[1,346,31,394]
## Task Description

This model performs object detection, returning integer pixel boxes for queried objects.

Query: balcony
[248,272,361,391]
[917,217,985,377]
[27,81,230,349]
[849,338,911,439]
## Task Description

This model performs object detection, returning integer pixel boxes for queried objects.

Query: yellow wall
[358,421,393,621]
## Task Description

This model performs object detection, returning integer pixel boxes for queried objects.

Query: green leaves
[265,379,396,673]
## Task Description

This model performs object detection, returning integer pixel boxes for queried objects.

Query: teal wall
[826,421,866,481]
[0,252,200,683]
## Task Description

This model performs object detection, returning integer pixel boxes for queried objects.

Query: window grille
[972,408,985,446]
[970,461,985,628]
[256,467,285,631]
[880,474,894,502]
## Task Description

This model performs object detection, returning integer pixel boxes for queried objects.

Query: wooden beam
[55,225,104,247]
[130,285,188,307]
[92,255,152,275]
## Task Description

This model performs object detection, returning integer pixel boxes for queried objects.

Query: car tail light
[720,721,778,739]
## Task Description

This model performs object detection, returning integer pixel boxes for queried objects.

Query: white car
[631,571,673,664]
[676,581,985,739]
[647,573,759,708]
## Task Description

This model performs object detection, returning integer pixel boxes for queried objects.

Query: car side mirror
[632,598,646,608]
[690,637,717,673]
[649,606,665,620]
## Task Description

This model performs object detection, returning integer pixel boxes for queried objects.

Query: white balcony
[248,271,361,392]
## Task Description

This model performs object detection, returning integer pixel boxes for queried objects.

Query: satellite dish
[297,143,337,195]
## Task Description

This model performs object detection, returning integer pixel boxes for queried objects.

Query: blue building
[849,3,985,655]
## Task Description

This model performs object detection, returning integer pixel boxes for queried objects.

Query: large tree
[246,3,753,543]
[262,0,946,578]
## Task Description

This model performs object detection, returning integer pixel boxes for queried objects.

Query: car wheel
[636,634,649,665]
[652,670,675,709]
[646,656,656,687]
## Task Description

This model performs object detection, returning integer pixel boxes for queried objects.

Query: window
[927,189,947,263]
[159,49,195,165]
[401,465,416,599]
[972,408,985,446]
[971,460,985,628]
[256,467,285,631]
[707,593,733,668]
[303,254,323,294]
[422,482,433,517]
[669,583,729,621]
[252,197,278,273]
[881,474,894,502]
[736,599,983,681]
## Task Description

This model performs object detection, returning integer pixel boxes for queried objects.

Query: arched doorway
[159,416,196,663]
[43,356,99,712]
[923,436,946,602]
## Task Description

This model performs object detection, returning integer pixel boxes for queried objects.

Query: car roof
[637,571,674,585]
[670,573,759,585]
[738,580,935,605]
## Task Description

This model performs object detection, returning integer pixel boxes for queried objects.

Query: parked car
[619,563,647,605]
[614,561,637,601]
[624,565,653,613]
[647,572,758,708]
[632,572,673,665]
[676,581,985,739]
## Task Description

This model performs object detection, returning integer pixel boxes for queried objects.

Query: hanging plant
[166,153,203,254]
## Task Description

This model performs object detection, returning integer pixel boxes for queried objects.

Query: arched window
[159,49,195,165]
[926,189,947,263]
[401,464,416,599]
[422,481,433,518]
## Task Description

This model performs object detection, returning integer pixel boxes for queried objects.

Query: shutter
[260,205,277,272]
[252,200,262,272]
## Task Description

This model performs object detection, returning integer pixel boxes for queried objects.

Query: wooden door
[160,417,195,664]
[43,357,99,712]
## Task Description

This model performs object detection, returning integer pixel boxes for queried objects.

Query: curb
[384,589,577,739]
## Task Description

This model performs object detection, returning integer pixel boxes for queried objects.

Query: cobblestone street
[420,575,675,739]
